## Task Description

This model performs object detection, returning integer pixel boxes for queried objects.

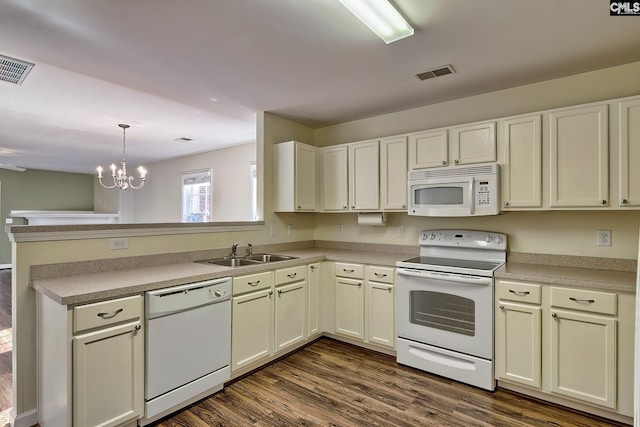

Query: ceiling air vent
[0,54,34,85]
[415,64,455,81]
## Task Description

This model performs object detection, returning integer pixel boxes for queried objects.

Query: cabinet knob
[503,201,509,207]
[622,199,629,204]
[454,159,459,164]
[442,160,447,165]
[135,324,141,331]
[551,312,557,318]
[297,205,301,209]
[343,206,347,209]
[402,204,406,209]
[499,305,504,310]
[351,205,355,209]
[601,200,607,205]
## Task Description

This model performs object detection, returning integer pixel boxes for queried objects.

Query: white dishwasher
[140,277,231,425]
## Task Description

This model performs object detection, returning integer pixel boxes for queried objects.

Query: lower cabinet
[274,266,307,352]
[38,293,145,427]
[495,279,633,419]
[334,263,395,349]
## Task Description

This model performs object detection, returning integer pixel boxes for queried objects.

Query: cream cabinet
[349,139,380,211]
[334,262,365,340]
[38,294,145,427]
[618,96,640,207]
[408,128,448,169]
[499,114,542,209]
[231,271,274,371]
[549,103,609,207]
[273,140,317,212]
[320,145,349,211]
[365,266,395,349]
[495,280,542,389]
[380,136,408,210]
[495,279,634,419]
[307,263,321,337]
[274,266,307,352]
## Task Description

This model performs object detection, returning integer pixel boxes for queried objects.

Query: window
[250,161,257,220]
[181,169,211,222]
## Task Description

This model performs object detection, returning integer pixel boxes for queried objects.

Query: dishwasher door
[145,278,231,402]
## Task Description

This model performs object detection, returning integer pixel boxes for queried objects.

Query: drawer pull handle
[287,273,297,278]
[238,294,268,305]
[343,269,355,273]
[372,285,392,292]
[509,290,530,296]
[248,280,261,287]
[569,297,595,304]
[277,286,303,296]
[310,265,317,271]
[97,308,123,319]
[374,273,387,278]
[338,281,362,287]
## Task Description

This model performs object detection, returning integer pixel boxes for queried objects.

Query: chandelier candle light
[97,124,147,190]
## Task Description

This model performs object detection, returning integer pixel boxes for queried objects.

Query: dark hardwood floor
[0,269,11,414]
[153,338,628,427]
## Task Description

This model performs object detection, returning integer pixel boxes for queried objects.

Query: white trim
[10,408,38,427]
[0,264,11,270]
[8,223,264,243]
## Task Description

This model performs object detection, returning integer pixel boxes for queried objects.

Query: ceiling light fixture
[96,124,147,190]
[338,0,414,44]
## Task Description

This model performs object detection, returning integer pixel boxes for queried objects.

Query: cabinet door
[496,302,541,388]
[549,104,609,207]
[549,309,616,408]
[500,115,542,209]
[408,129,448,168]
[451,121,496,165]
[618,97,640,207]
[307,263,321,337]
[231,288,273,371]
[349,140,380,210]
[274,281,307,352]
[73,321,143,427]
[321,145,349,211]
[366,281,395,348]
[335,277,364,340]
[295,142,317,210]
[380,136,408,210]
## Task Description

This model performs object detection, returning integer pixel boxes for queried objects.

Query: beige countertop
[32,248,408,306]
[495,262,637,293]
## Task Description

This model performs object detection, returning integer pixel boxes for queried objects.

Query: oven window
[409,290,475,336]
[415,186,463,205]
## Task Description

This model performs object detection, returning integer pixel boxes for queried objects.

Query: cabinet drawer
[275,265,306,285]
[74,295,142,334]
[550,287,617,315]
[233,271,273,295]
[497,280,541,304]
[366,266,394,284]
[335,262,364,279]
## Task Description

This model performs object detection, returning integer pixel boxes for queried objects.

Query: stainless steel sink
[197,257,262,267]
[244,253,299,262]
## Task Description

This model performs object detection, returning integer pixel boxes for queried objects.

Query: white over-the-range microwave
[407,163,500,217]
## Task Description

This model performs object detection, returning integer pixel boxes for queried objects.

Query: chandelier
[96,124,147,190]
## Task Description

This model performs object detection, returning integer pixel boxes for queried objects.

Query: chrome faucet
[230,243,239,258]
[247,243,253,256]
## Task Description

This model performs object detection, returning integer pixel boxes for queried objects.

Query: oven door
[396,267,493,359]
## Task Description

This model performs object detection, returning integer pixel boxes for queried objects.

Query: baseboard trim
[10,408,37,427]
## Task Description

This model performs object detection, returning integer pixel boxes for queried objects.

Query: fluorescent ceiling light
[339,0,414,44]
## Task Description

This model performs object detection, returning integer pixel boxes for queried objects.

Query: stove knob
[429,233,436,240]
[484,235,493,243]
[495,236,504,244]
[214,289,222,297]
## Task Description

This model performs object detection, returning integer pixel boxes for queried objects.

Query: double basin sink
[196,253,298,268]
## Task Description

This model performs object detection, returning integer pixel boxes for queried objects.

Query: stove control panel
[419,229,507,250]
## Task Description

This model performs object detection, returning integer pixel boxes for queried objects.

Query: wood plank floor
[153,338,628,427]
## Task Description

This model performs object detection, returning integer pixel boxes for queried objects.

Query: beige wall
[11,61,640,422]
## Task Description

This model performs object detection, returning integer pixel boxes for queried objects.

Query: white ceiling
[1,0,640,174]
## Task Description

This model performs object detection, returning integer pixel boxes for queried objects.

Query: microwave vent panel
[0,54,34,85]
[409,164,498,179]
[415,64,455,81]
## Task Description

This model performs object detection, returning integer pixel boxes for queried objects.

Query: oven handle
[396,268,493,286]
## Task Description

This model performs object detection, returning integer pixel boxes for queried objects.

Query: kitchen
[3,2,640,427]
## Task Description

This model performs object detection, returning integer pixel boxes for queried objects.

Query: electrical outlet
[396,225,405,238]
[337,224,344,234]
[287,224,294,235]
[110,238,129,250]
[270,224,277,236]
[597,230,612,247]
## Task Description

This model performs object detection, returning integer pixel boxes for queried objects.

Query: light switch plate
[337,224,344,234]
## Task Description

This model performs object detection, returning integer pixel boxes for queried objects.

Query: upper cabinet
[618,96,640,207]
[499,114,542,209]
[349,140,380,211]
[380,136,408,210]
[320,145,349,211]
[273,141,317,212]
[408,121,496,169]
[549,103,609,208]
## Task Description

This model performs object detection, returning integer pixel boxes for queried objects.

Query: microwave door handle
[469,178,475,215]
